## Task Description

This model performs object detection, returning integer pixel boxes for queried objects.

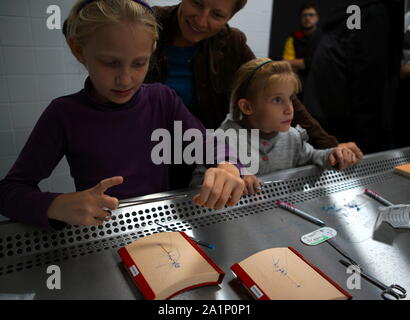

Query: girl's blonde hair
[64,0,158,48]
[230,58,301,121]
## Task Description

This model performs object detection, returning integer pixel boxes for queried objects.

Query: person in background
[395,10,410,148]
[303,0,404,154]
[400,11,410,79]
[282,1,323,93]
[144,0,363,189]
[191,59,360,194]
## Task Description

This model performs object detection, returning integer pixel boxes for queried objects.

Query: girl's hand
[328,147,360,170]
[243,175,261,196]
[192,162,245,209]
[47,176,123,226]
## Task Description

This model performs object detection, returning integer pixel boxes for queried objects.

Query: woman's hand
[243,175,261,196]
[328,147,360,170]
[337,142,363,161]
[47,176,123,226]
[192,162,245,209]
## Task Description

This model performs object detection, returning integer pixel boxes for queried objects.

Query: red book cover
[118,231,224,300]
[231,263,270,300]
[231,247,352,300]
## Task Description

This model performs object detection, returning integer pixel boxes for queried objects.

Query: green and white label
[301,227,337,246]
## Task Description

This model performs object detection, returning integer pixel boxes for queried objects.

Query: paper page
[125,232,219,299]
[238,247,347,300]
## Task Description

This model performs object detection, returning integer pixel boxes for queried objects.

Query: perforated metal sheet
[1,147,410,299]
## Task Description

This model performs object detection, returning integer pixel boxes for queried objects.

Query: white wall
[0,0,81,199]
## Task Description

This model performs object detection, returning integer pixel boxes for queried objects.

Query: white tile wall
[10,102,41,130]
[7,76,39,102]
[0,0,30,17]
[0,77,9,102]
[37,75,67,101]
[36,47,65,74]
[229,0,274,57]
[14,129,31,155]
[0,0,80,213]
[29,0,73,19]
[53,156,71,175]
[149,0,180,7]
[0,104,12,131]
[0,156,17,179]
[48,173,76,193]
[0,16,33,46]
[0,48,4,74]
[65,73,88,93]
[3,47,37,74]
[0,131,16,156]
[63,47,85,74]
[31,17,64,47]
[38,179,50,192]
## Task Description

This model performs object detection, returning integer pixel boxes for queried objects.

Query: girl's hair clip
[77,0,154,15]
[239,59,274,98]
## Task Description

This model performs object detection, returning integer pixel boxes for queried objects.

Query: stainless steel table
[1,147,409,300]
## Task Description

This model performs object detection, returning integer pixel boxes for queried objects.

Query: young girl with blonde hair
[191,58,360,194]
[0,0,245,229]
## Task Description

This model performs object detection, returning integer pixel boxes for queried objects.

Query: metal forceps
[118,194,188,209]
[339,259,407,300]
[255,180,283,191]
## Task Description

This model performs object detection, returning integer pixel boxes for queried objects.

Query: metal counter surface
[1,147,409,300]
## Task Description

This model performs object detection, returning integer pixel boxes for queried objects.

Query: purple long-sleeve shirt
[0,78,238,230]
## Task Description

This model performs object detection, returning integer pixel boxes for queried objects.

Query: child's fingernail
[193,196,204,205]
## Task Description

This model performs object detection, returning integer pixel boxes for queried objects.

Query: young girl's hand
[47,176,123,226]
[192,162,245,209]
[328,147,360,170]
[243,175,262,195]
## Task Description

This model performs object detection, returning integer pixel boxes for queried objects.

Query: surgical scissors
[339,259,407,300]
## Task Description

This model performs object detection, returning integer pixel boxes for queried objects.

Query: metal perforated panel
[1,148,410,278]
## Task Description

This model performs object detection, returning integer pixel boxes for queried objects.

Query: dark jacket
[146,5,339,149]
[303,0,403,153]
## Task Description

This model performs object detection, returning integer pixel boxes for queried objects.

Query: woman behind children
[144,0,363,189]
[0,0,245,230]
[191,58,360,194]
